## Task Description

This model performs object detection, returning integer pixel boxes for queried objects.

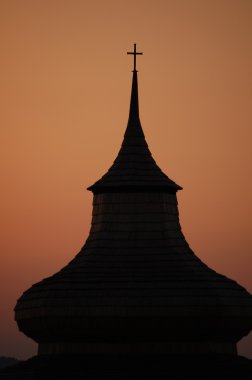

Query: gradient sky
[1,0,252,360]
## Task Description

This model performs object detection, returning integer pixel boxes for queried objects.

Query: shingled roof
[87,70,182,193]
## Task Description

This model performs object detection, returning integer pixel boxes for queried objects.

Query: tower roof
[88,51,182,193]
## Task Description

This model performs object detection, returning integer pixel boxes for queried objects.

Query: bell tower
[15,45,252,358]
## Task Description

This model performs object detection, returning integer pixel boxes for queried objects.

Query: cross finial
[127,43,143,71]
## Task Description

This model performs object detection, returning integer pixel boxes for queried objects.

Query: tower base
[1,354,252,380]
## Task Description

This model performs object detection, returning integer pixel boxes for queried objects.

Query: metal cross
[127,43,143,71]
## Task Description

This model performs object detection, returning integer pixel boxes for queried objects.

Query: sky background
[1,0,252,360]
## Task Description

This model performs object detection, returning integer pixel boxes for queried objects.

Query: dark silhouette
[2,44,252,379]
[127,43,143,71]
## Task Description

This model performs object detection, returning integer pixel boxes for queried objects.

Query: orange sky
[1,0,252,360]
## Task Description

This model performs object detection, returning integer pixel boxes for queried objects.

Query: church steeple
[88,45,181,193]
[14,46,252,365]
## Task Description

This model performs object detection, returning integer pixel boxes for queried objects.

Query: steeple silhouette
[8,45,252,380]
[127,43,142,126]
[126,69,142,134]
[88,49,181,193]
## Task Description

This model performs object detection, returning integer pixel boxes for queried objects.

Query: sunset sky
[1,0,252,360]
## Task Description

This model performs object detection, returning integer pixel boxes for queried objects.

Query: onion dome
[15,45,252,357]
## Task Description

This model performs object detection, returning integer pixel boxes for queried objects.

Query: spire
[125,69,144,137]
[126,44,143,136]
[128,70,140,123]
[87,45,182,193]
